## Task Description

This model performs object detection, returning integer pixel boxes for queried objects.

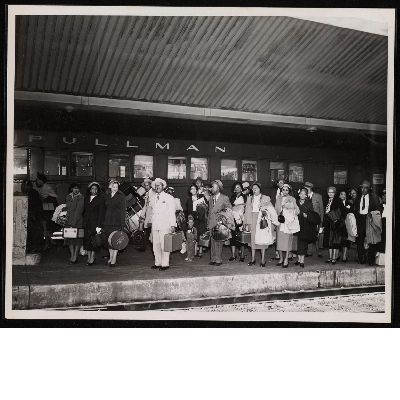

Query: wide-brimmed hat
[282,183,292,191]
[108,180,120,188]
[151,178,167,190]
[360,180,371,189]
[211,180,223,190]
[141,178,153,187]
[304,181,314,189]
[166,186,174,193]
[242,182,250,189]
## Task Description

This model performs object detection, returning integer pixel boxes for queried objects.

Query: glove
[96,227,101,234]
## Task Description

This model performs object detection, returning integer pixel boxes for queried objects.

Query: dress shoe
[342,259,347,263]
[215,263,222,266]
[260,262,266,267]
[151,265,159,269]
[228,256,237,261]
[209,262,216,266]
[325,259,332,263]
[300,263,305,268]
[248,260,256,266]
[282,263,289,268]
[86,259,96,266]
[67,259,78,265]
[277,262,283,266]
[294,261,300,266]
[109,263,116,268]
[331,260,336,265]
[239,256,245,262]
[159,266,169,271]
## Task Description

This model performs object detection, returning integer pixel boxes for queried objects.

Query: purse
[198,232,211,247]
[278,211,285,223]
[259,216,268,229]
[91,231,107,247]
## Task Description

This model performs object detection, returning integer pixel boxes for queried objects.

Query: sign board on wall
[373,174,384,184]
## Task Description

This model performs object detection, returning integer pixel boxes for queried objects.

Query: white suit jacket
[150,191,176,231]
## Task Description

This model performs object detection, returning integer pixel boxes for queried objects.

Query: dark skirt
[195,219,207,241]
[103,225,122,249]
[83,227,101,253]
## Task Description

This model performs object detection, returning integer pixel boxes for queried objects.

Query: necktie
[157,193,160,202]
[362,195,365,210]
[213,196,216,207]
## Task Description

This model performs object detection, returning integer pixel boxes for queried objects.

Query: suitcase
[164,232,183,252]
[63,228,85,238]
[108,230,129,250]
[198,232,210,248]
[238,231,251,244]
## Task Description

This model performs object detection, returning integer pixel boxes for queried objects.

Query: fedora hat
[141,178,153,187]
[360,180,371,189]
[304,181,314,188]
[211,180,223,190]
[151,178,167,190]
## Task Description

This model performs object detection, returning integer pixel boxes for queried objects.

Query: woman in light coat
[243,182,273,267]
[275,183,300,268]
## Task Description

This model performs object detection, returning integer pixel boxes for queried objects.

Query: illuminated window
[221,159,238,180]
[109,154,130,179]
[71,152,93,177]
[168,156,187,180]
[242,160,257,181]
[14,148,28,175]
[190,157,208,180]
[134,155,154,179]
[289,163,304,183]
[334,165,348,185]
[270,161,286,182]
[44,150,67,176]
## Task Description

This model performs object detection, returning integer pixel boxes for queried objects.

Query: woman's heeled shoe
[300,263,304,268]
[67,259,78,265]
[109,263,116,267]
[260,262,266,267]
[294,261,300,266]
[86,259,96,266]
[342,259,347,263]
[325,259,332,263]
[282,263,289,268]
[229,256,237,261]
[247,260,256,266]
[331,260,336,265]
[277,262,283,266]
[239,255,245,262]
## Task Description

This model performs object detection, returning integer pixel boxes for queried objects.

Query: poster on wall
[373,174,385,184]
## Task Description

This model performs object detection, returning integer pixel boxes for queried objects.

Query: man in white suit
[149,178,176,271]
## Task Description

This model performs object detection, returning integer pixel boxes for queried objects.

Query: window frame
[133,154,155,182]
[333,163,348,186]
[288,161,305,184]
[167,155,189,183]
[269,160,287,185]
[189,156,210,183]
[70,151,95,181]
[220,157,239,182]
[43,149,69,180]
[241,159,259,182]
[108,152,132,182]
[13,147,30,179]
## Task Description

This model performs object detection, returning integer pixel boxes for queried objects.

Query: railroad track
[48,285,385,312]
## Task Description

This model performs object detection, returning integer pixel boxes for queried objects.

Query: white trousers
[152,229,171,267]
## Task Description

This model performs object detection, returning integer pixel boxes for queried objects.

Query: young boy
[185,215,197,262]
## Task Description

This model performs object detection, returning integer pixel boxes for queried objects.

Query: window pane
[44,151,67,176]
[134,155,154,179]
[109,154,130,179]
[71,152,93,177]
[221,159,238,180]
[289,163,304,183]
[270,161,285,170]
[190,157,208,180]
[168,156,186,180]
[14,148,28,175]
[242,160,257,181]
[334,165,347,185]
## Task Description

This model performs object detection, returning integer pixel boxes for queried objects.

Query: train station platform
[11,244,385,310]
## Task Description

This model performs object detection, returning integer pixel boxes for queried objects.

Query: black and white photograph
[5,6,394,322]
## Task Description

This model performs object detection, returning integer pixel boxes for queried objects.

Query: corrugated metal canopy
[14,15,387,125]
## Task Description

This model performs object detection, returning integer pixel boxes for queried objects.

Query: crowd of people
[18,173,387,271]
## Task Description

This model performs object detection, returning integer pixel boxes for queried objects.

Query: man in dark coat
[354,180,381,265]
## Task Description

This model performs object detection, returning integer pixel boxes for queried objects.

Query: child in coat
[185,215,197,262]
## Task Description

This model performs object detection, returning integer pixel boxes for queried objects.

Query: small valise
[164,232,183,252]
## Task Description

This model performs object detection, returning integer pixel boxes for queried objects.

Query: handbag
[278,211,285,224]
[63,227,85,238]
[91,231,107,247]
[259,216,268,229]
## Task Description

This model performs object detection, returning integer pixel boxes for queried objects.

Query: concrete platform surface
[11,243,385,310]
